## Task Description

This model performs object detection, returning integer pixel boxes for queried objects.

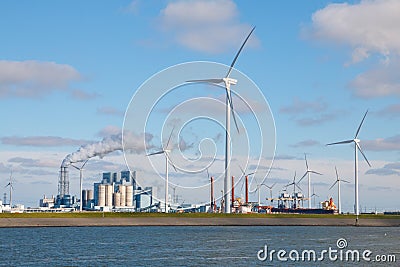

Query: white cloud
[97,106,125,117]
[348,60,400,98]
[280,97,327,114]
[158,0,257,53]
[290,139,321,148]
[1,136,91,147]
[308,0,400,98]
[376,103,400,117]
[0,60,81,98]
[363,135,400,151]
[310,0,400,62]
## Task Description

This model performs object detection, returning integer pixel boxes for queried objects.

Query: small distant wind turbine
[187,26,256,213]
[147,128,177,213]
[298,154,322,209]
[311,185,319,208]
[5,169,14,207]
[329,166,350,214]
[71,159,89,212]
[326,110,371,216]
[287,171,302,197]
[265,183,276,200]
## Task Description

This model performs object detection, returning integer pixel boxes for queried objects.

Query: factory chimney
[231,176,235,209]
[58,166,69,197]
[210,177,214,212]
[245,175,249,204]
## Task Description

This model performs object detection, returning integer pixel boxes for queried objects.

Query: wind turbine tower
[326,110,371,216]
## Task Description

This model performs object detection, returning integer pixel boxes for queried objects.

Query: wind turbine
[265,183,276,201]
[298,154,322,209]
[5,169,14,208]
[329,166,350,214]
[326,110,371,216]
[147,128,177,213]
[287,172,302,208]
[311,185,319,208]
[287,172,302,195]
[187,26,256,213]
[71,159,89,212]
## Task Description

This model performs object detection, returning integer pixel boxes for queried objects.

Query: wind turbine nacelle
[223,77,237,85]
[354,138,360,143]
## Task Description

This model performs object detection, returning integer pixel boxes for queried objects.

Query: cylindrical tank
[105,184,113,207]
[126,185,133,207]
[82,189,88,208]
[113,192,121,207]
[98,185,106,206]
[119,185,126,206]
[87,190,94,201]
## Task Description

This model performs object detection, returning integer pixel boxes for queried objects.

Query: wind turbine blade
[226,91,240,133]
[206,168,210,179]
[146,151,164,156]
[329,181,338,190]
[271,182,276,189]
[326,140,354,146]
[295,184,302,192]
[70,164,79,170]
[186,78,224,84]
[226,26,256,78]
[239,164,245,175]
[298,172,307,183]
[247,172,255,176]
[82,159,89,168]
[165,152,178,172]
[165,127,175,149]
[356,142,371,167]
[310,170,322,175]
[342,179,350,183]
[355,110,368,139]
[304,153,308,170]
[335,166,339,180]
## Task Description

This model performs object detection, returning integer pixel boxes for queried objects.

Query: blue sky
[0,0,399,211]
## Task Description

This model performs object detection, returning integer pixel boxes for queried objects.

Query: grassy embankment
[0,212,398,219]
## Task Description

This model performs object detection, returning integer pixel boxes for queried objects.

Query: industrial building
[90,170,156,212]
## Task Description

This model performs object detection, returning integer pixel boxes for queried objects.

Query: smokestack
[231,176,235,208]
[210,177,214,211]
[58,166,69,197]
[245,175,249,204]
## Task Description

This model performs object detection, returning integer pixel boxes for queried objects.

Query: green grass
[0,212,398,219]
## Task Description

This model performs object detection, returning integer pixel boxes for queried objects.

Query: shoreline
[1,217,399,228]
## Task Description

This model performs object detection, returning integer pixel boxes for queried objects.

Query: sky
[0,0,399,212]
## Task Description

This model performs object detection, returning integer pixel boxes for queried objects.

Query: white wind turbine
[147,128,177,213]
[71,159,89,212]
[329,166,350,214]
[326,110,371,216]
[5,169,14,208]
[298,154,322,209]
[187,26,256,213]
[311,185,319,208]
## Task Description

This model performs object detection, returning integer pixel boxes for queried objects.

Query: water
[0,226,398,266]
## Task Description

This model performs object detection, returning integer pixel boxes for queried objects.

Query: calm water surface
[0,226,398,266]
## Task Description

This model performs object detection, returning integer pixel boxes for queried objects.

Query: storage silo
[82,189,88,208]
[105,184,113,207]
[126,185,133,207]
[119,185,126,206]
[87,190,94,202]
[97,185,106,206]
[113,192,121,207]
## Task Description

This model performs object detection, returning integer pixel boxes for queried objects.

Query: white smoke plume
[61,131,153,167]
